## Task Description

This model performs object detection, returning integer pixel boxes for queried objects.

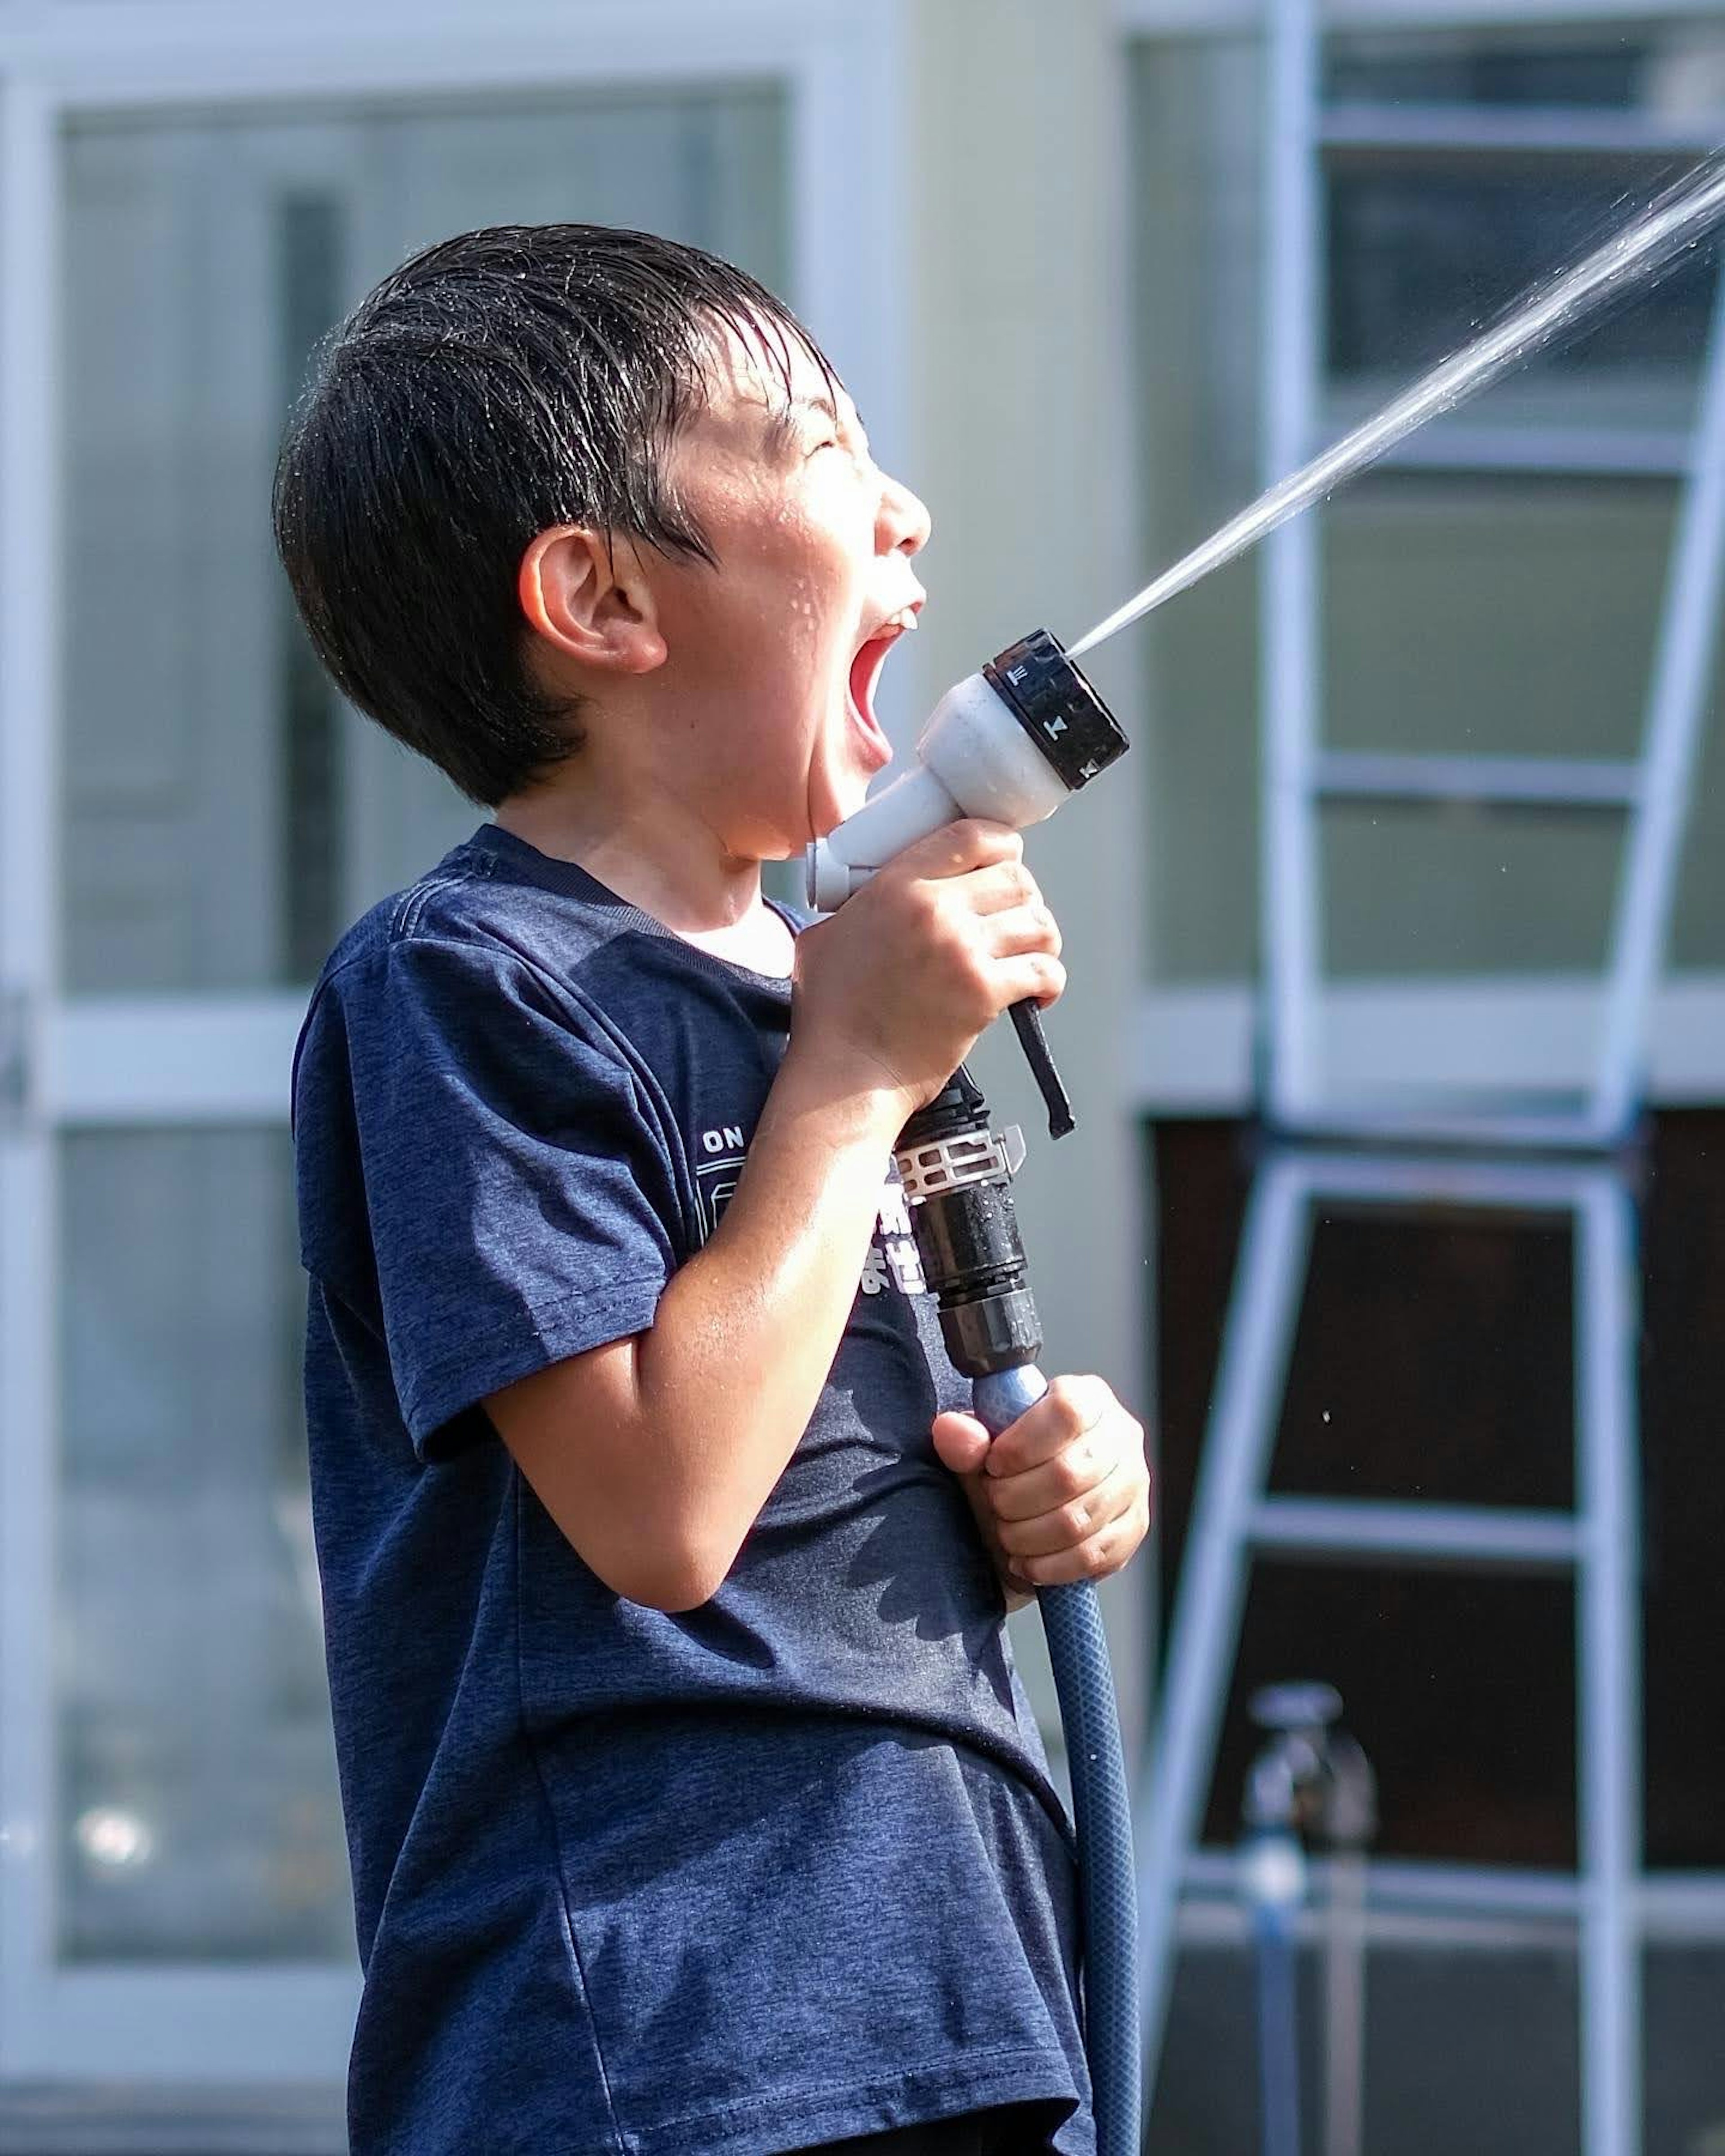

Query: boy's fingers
[892,818,1023,881]
[999,952,1066,1011]
[993,1457,1142,1559]
[929,1410,992,1478]
[986,1430,1118,1523]
[986,901,1062,961]
[929,1414,1040,1610]
[964,858,1044,915]
[1014,1507,1148,1588]
[985,1374,1114,1477]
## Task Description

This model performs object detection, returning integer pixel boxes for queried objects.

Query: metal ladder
[1136,4,1725,2148]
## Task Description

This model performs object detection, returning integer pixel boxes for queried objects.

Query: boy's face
[643,324,930,859]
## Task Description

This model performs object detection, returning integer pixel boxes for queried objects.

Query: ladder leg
[1576,1172,1643,2156]
[1593,263,1725,1138]
[1261,0,1324,1130]
[1138,1152,1318,2095]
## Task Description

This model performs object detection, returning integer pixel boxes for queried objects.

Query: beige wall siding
[907,0,1154,1755]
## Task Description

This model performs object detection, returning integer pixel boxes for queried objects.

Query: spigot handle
[1249,1682,1343,1736]
[1009,1000,1075,1140]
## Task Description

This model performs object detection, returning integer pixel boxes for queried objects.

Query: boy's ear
[517,526,668,675]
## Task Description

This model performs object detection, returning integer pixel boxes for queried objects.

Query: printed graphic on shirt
[860,1178,927,1298]
[695,1124,748,1242]
[692,1122,926,1297]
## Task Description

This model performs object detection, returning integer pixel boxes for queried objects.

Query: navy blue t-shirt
[292,823,1091,2156]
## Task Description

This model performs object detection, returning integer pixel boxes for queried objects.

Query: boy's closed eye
[766,393,867,461]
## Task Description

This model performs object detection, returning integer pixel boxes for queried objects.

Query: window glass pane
[1326,147,1716,431]
[1320,8,1725,441]
[1130,31,1725,983]
[59,87,788,994]
[1328,17,1725,109]
[58,1129,347,1962]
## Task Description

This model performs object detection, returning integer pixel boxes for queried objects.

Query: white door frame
[0,0,909,2082]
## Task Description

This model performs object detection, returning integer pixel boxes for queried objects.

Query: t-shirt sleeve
[296,933,681,1458]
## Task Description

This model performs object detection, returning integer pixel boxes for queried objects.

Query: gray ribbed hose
[973,1364,1141,2156]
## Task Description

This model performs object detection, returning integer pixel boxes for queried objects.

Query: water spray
[1071,149,1725,660]
[805,142,1725,2156]
[813,153,1725,940]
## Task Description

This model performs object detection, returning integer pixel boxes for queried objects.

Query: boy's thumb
[930,1410,993,1479]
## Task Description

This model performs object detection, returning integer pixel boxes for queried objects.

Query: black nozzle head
[982,628,1130,793]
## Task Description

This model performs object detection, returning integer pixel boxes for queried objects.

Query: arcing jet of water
[1071,152,1725,658]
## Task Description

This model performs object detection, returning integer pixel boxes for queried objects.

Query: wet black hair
[272,224,839,806]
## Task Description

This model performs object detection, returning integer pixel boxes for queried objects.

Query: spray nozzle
[981,628,1130,792]
[806,628,1128,1137]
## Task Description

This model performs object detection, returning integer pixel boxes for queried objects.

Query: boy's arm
[487,1056,901,1610]
[485,820,1063,1613]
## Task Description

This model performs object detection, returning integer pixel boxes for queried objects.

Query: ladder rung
[1248,1496,1583,1569]
[1313,750,1641,810]
[1278,1103,1615,1154]
[1364,421,1687,478]
[1181,1850,1587,1919]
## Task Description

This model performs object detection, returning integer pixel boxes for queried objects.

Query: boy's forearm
[488,1041,916,1609]
[626,1043,911,1597]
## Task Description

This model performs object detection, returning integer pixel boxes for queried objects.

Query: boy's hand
[787,820,1064,1122]
[931,1375,1150,1604]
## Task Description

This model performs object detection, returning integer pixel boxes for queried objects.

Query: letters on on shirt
[694,1124,924,1296]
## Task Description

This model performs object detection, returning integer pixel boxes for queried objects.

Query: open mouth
[846,607,920,768]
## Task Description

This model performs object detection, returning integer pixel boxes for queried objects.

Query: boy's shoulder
[293,827,643,1127]
[295,823,793,1139]
[311,825,624,1005]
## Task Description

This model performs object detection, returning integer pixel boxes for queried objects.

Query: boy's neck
[491,782,794,974]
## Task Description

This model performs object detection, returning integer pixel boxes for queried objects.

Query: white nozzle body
[806,669,1070,910]
[806,763,962,910]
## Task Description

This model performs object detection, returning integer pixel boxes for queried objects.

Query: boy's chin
[808,772,880,844]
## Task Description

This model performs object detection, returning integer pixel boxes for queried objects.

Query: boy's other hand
[787,820,1064,1123]
[931,1375,1150,1602]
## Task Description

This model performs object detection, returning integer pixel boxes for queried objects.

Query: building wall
[8,0,1724,2139]
[0,0,1158,2117]
[907,0,1154,1750]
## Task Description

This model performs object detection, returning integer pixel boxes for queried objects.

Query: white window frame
[1120,0,1725,34]
[0,0,908,2084]
[1114,0,1725,1116]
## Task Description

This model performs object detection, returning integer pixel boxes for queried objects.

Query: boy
[279,225,1150,2156]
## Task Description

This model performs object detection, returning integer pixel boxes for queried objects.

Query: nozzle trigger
[1008,1001,1075,1140]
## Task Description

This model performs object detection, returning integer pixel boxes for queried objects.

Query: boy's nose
[879,471,932,558]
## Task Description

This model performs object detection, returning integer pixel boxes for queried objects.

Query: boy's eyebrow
[761,392,866,447]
